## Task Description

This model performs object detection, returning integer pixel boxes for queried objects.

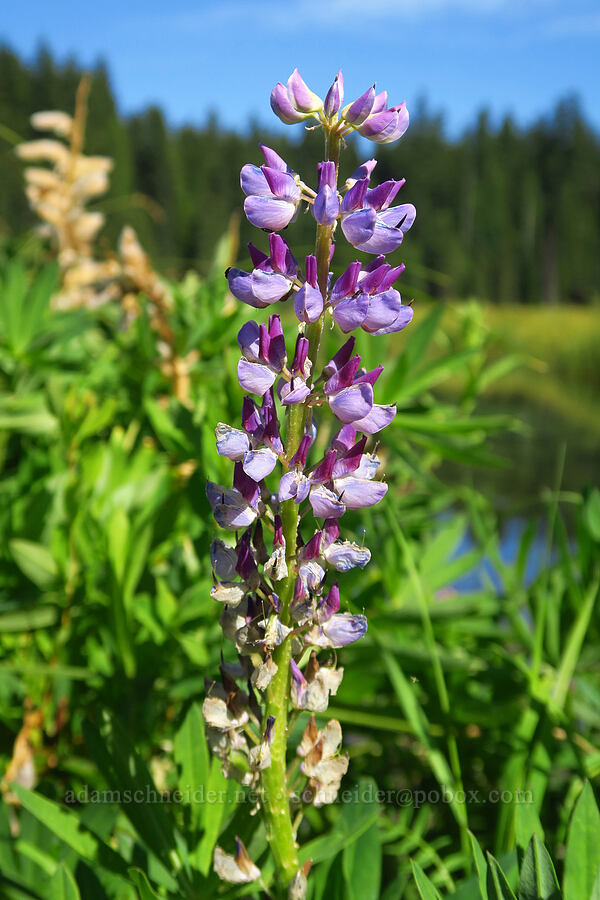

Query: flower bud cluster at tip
[270,68,409,145]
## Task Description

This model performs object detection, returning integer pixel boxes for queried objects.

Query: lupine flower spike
[205,69,415,898]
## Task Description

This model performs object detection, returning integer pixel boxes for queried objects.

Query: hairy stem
[260,130,341,894]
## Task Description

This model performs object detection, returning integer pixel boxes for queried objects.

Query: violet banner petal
[309,485,346,519]
[261,167,301,203]
[287,69,323,113]
[295,283,324,323]
[328,382,373,424]
[332,295,369,333]
[313,184,340,226]
[341,207,377,248]
[352,403,397,434]
[242,448,279,481]
[270,83,307,124]
[244,196,296,231]
[240,164,271,198]
[215,423,249,459]
[333,477,388,509]
[237,359,276,395]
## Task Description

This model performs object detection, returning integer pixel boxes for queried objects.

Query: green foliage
[0,242,598,899]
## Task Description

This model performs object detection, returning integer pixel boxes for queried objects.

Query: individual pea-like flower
[241,144,303,231]
[341,173,416,255]
[295,255,324,324]
[237,315,286,396]
[312,161,339,227]
[213,838,261,884]
[297,716,349,807]
[340,86,410,144]
[323,338,397,434]
[290,654,344,712]
[331,258,413,336]
[270,69,324,124]
[277,335,313,405]
[305,611,368,648]
[202,680,250,730]
[226,233,298,308]
[206,481,258,530]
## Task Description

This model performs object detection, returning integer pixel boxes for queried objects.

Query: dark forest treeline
[1,46,599,304]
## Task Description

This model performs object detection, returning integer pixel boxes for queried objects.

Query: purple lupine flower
[340,83,409,144]
[340,174,416,255]
[215,423,279,481]
[305,612,368,648]
[206,481,258,530]
[270,69,323,125]
[312,161,339,227]
[323,540,371,571]
[227,234,298,308]
[294,254,323,324]
[323,343,397,434]
[237,316,286,396]
[331,257,413,335]
[241,145,302,231]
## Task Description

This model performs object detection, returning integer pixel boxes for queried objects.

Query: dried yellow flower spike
[16,75,120,311]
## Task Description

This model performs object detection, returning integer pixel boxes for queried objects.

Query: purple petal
[309,485,345,519]
[278,377,311,405]
[316,582,340,623]
[290,659,308,707]
[324,71,344,117]
[248,242,269,268]
[242,448,278,481]
[250,269,292,304]
[357,108,397,139]
[260,144,293,173]
[352,403,397,434]
[328,383,373,424]
[341,178,369,213]
[227,268,268,308]
[268,232,288,270]
[305,254,317,288]
[368,304,414,336]
[309,449,337,484]
[323,337,356,380]
[261,167,301,203]
[310,613,368,648]
[270,83,306,124]
[366,180,403,212]
[334,476,388,509]
[244,196,296,231]
[290,433,312,468]
[279,470,310,503]
[353,219,405,255]
[313,184,340,226]
[371,90,388,115]
[342,85,375,125]
[331,425,357,453]
[345,159,377,189]
[361,289,402,333]
[291,335,309,376]
[378,102,409,144]
[240,164,271,198]
[238,359,276,395]
[238,320,261,359]
[380,263,406,291]
[331,261,361,303]
[295,283,323,323]
[324,355,362,393]
[287,69,323,113]
[324,542,371,571]
[333,295,369,333]
[378,203,417,232]
[341,208,377,248]
[215,423,249,459]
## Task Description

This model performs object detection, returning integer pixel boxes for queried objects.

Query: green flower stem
[260,130,341,894]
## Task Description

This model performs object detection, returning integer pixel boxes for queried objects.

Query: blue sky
[2,0,600,136]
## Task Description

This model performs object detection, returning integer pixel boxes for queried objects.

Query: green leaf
[518,835,561,900]
[515,802,545,855]
[0,394,58,436]
[128,868,161,899]
[300,778,381,866]
[9,540,58,589]
[563,782,600,900]
[10,784,129,881]
[486,854,517,900]
[48,864,81,900]
[468,830,489,900]
[342,821,381,900]
[583,489,600,541]
[195,756,238,876]
[173,703,209,831]
[552,580,598,710]
[411,860,443,900]
[0,607,58,632]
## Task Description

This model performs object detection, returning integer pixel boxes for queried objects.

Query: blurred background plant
[0,51,598,900]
